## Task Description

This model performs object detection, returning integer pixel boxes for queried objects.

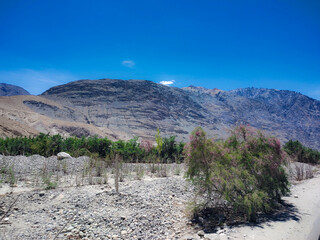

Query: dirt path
[205,174,320,240]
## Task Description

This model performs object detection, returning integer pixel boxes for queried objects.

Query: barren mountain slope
[0,95,121,139]
[229,88,320,149]
[183,86,320,149]
[41,79,226,140]
[0,116,39,137]
[0,83,30,96]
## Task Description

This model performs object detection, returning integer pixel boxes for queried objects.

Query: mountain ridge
[0,79,319,150]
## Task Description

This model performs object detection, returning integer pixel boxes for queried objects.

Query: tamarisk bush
[184,126,290,221]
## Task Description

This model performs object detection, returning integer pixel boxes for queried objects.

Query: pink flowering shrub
[184,126,290,221]
[140,139,153,154]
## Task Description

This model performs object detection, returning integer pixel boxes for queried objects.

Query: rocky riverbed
[0,155,202,240]
[0,177,195,240]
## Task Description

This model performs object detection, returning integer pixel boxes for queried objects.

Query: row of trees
[1,132,318,165]
[283,140,320,164]
[0,133,185,163]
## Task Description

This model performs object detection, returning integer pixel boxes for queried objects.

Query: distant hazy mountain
[0,79,319,150]
[0,83,30,96]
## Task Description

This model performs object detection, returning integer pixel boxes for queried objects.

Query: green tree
[162,136,176,163]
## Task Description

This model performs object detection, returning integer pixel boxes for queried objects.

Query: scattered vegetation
[135,165,144,180]
[42,172,58,190]
[184,126,290,222]
[174,164,182,176]
[1,127,318,215]
[0,162,16,187]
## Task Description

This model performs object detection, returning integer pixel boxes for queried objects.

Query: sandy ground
[204,174,320,240]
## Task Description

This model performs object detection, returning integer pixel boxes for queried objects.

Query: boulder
[57,152,71,160]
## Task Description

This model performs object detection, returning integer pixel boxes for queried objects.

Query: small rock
[186,237,196,240]
[65,226,74,232]
[55,193,64,201]
[121,230,127,235]
[217,229,226,234]
[57,152,72,160]
[197,230,205,237]
[294,195,298,198]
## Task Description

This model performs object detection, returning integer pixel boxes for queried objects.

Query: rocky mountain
[0,83,30,96]
[0,95,118,139]
[0,79,319,149]
[40,79,210,140]
[182,85,222,96]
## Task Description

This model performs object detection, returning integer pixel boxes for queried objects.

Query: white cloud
[160,80,175,86]
[0,69,78,95]
[121,60,135,68]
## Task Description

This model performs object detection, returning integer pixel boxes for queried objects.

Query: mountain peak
[0,83,30,96]
[183,85,222,96]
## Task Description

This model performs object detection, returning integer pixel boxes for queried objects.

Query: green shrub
[184,126,290,222]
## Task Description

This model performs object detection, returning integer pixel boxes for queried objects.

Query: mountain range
[0,79,319,150]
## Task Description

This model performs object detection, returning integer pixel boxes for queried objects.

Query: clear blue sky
[0,0,319,99]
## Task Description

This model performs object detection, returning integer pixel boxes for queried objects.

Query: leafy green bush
[284,140,320,164]
[161,136,185,163]
[184,126,290,221]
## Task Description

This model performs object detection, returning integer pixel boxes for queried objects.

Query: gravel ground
[0,177,195,240]
[0,155,199,240]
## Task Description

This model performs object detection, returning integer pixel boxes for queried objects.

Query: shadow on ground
[191,200,301,233]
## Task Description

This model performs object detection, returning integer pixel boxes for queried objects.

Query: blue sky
[0,0,319,99]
